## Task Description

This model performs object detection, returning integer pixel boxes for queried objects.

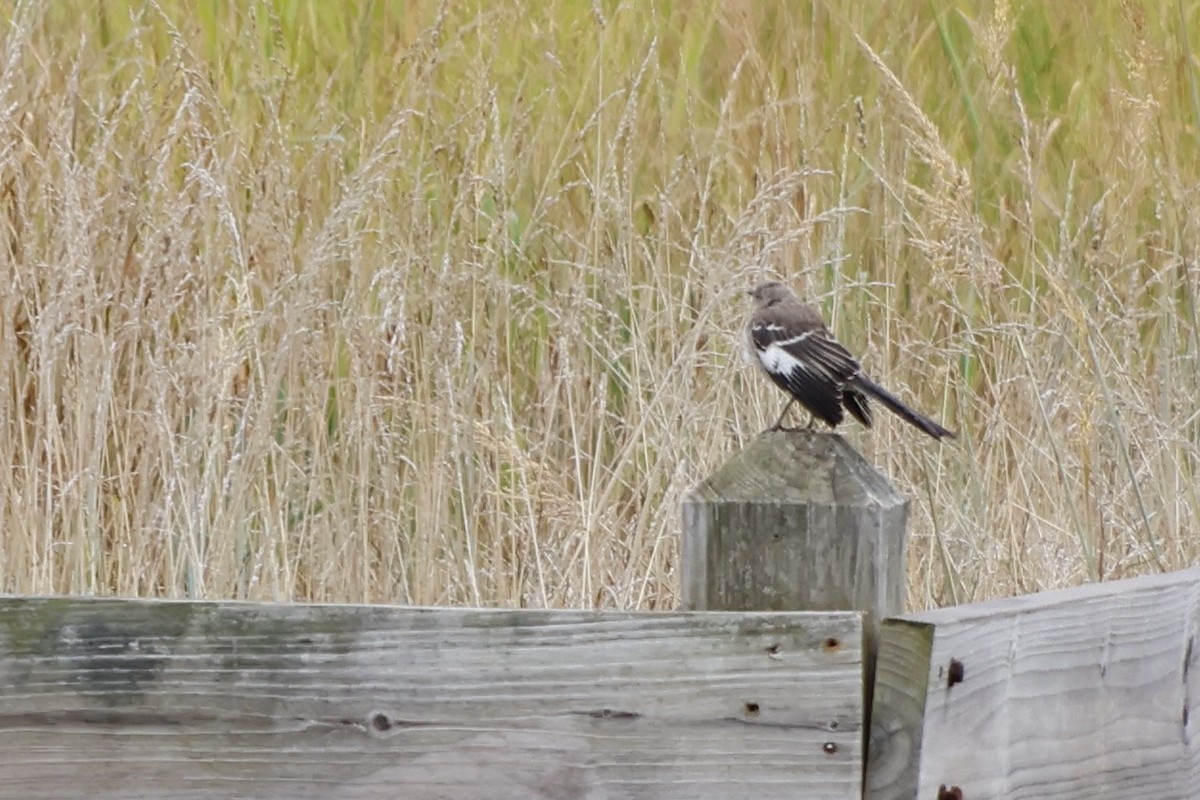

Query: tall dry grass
[1,0,1199,609]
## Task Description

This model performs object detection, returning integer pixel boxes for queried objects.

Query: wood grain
[682,430,909,754]
[682,431,908,618]
[866,567,1200,799]
[0,598,863,800]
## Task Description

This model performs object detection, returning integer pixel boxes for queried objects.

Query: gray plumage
[747,281,955,440]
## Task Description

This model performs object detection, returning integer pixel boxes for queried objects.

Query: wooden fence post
[681,431,909,709]
[681,431,909,617]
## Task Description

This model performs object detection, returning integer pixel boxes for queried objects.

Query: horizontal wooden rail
[0,598,863,800]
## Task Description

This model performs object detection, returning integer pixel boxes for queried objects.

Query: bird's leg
[769,399,795,432]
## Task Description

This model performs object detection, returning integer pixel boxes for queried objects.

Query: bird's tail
[853,376,956,440]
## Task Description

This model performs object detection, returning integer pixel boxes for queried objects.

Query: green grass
[2,0,1199,609]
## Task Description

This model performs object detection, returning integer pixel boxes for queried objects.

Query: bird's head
[748,281,793,307]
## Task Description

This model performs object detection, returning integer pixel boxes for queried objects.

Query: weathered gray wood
[681,431,908,618]
[866,567,1200,799]
[0,598,863,800]
[682,430,908,744]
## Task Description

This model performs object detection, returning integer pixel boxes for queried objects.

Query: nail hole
[823,637,840,652]
[743,701,760,716]
[947,658,965,688]
[937,785,963,800]
[370,712,393,732]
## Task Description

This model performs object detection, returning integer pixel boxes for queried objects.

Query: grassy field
[1,0,1198,609]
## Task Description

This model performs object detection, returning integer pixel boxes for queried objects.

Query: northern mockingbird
[748,281,955,439]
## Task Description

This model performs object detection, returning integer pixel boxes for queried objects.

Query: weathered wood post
[682,430,909,726]
[682,431,908,618]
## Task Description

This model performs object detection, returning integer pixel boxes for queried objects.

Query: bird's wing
[750,321,862,426]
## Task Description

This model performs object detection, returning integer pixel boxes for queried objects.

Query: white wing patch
[759,341,805,376]
[756,331,844,385]
[758,332,814,376]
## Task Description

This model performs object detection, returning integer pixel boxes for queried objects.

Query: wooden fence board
[0,598,862,800]
[866,567,1200,799]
